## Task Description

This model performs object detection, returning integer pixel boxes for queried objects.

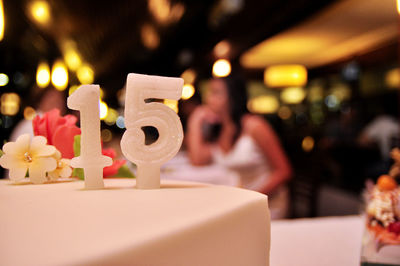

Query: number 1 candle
[67,85,112,189]
[121,73,184,189]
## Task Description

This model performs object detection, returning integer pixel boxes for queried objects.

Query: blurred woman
[187,76,292,218]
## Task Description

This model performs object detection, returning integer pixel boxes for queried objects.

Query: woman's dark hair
[219,75,249,139]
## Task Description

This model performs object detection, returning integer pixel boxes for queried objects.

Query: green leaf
[72,135,84,180]
[73,135,81,157]
[0,149,3,157]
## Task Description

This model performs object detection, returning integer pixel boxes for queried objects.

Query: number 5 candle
[68,85,112,189]
[121,73,183,189]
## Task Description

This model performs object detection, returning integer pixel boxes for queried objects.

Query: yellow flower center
[24,152,33,163]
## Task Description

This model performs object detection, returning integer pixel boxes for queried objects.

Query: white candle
[121,73,183,189]
[67,85,112,189]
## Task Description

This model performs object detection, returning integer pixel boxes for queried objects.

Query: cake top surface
[0,178,268,266]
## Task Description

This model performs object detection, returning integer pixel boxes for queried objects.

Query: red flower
[32,109,81,159]
[102,148,126,177]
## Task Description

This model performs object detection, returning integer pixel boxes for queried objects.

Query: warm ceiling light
[181,84,195,100]
[141,24,160,50]
[51,60,68,91]
[214,40,231,58]
[181,69,196,84]
[0,73,8,86]
[30,0,51,24]
[1,92,20,116]
[212,59,231,77]
[280,87,306,104]
[36,61,50,88]
[77,64,94,84]
[0,0,4,41]
[397,0,400,15]
[247,95,279,114]
[99,101,108,120]
[264,64,307,88]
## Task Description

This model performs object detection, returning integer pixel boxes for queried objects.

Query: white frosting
[0,178,270,266]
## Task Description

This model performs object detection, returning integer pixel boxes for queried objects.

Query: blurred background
[0,0,399,218]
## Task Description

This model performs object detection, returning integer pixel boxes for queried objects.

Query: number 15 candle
[121,73,184,189]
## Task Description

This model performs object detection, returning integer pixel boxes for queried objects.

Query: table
[270,215,364,266]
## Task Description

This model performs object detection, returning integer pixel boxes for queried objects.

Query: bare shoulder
[242,114,271,135]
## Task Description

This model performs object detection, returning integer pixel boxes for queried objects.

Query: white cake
[0,178,270,266]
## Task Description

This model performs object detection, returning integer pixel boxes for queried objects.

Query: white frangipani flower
[0,134,57,184]
[48,150,72,180]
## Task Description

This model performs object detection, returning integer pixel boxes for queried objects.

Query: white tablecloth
[271,215,364,266]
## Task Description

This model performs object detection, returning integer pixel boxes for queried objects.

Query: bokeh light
[116,116,125,129]
[104,107,119,125]
[99,101,108,120]
[385,67,400,89]
[0,0,4,41]
[247,95,280,114]
[280,87,306,104]
[278,106,292,120]
[101,129,113,142]
[29,0,51,25]
[64,46,82,71]
[302,136,315,152]
[264,65,307,88]
[0,73,9,86]
[36,62,50,88]
[1,93,20,116]
[212,59,231,77]
[164,99,179,113]
[51,60,68,91]
[214,40,231,58]
[77,64,94,84]
[23,106,36,120]
[181,69,196,84]
[68,85,79,96]
[181,84,195,100]
[141,23,160,50]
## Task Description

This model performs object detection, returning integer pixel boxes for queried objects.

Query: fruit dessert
[366,148,400,249]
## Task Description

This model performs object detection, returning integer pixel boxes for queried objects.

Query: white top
[212,135,289,219]
[213,135,271,191]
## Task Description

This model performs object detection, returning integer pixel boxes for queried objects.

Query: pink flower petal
[64,115,77,125]
[102,148,116,159]
[103,160,126,177]
[46,109,65,144]
[52,125,81,159]
[32,115,47,138]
